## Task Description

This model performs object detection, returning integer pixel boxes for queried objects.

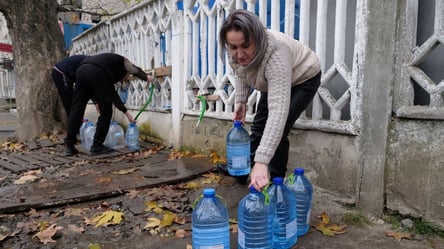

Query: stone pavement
[0,109,17,140]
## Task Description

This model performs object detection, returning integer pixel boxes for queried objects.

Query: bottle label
[286,218,298,239]
[306,209,311,224]
[231,155,249,169]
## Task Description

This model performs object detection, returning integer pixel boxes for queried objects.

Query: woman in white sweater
[219,9,321,191]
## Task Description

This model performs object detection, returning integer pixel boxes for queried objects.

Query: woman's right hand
[233,102,246,123]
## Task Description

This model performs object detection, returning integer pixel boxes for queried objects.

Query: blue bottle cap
[249,186,258,193]
[112,121,117,125]
[295,168,304,175]
[203,188,215,197]
[130,122,136,127]
[233,120,242,127]
[272,177,283,184]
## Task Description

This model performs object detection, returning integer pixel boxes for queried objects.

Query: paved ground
[0,110,443,249]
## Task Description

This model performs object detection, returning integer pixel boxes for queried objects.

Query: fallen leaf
[174,216,187,225]
[64,208,87,217]
[160,211,176,227]
[145,217,161,229]
[201,172,221,184]
[68,224,85,234]
[92,211,124,227]
[145,201,164,213]
[175,229,189,238]
[0,225,11,241]
[32,224,63,244]
[96,176,112,184]
[88,243,102,249]
[112,168,138,175]
[14,175,38,184]
[210,150,226,164]
[385,230,412,242]
[126,189,139,199]
[314,212,347,236]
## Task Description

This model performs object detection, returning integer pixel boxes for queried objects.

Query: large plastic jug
[125,122,140,151]
[238,186,273,249]
[226,120,250,176]
[104,121,125,149]
[267,177,298,249]
[285,167,313,236]
[192,188,230,249]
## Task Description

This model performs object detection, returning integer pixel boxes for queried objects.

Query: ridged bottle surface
[125,122,140,151]
[105,121,125,148]
[192,188,230,249]
[226,120,250,176]
[267,177,298,249]
[79,118,89,148]
[238,186,273,249]
[83,122,95,150]
[285,168,313,236]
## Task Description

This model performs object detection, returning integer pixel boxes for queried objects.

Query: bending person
[219,9,321,190]
[64,53,153,156]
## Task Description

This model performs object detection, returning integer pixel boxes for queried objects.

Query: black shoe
[216,163,249,185]
[216,163,230,176]
[65,145,79,156]
[90,144,110,156]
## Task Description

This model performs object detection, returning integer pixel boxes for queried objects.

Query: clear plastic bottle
[226,120,250,176]
[267,177,298,249]
[285,167,313,236]
[125,122,140,151]
[105,121,125,149]
[79,118,89,147]
[238,186,273,249]
[83,122,95,150]
[192,188,230,249]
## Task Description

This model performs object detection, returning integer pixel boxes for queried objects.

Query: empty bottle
[105,121,125,148]
[125,122,140,151]
[79,118,89,147]
[192,188,230,249]
[226,120,250,176]
[83,122,96,150]
[267,177,298,249]
[285,168,313,236]
[238,186,273,249]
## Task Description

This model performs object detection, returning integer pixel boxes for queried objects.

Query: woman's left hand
[249,162,269,191]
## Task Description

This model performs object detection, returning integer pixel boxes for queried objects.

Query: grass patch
[383,209,444,238]
[341,211,370,228]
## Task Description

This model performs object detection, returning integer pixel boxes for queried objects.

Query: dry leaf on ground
[385,230,412,241]
[314,212,347,236]
[91,210,124,227]
[32,224,63,244]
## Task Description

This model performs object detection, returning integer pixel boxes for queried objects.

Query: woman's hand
[249,162,269,191]
[125,111,136,123]
[233,102,246,123]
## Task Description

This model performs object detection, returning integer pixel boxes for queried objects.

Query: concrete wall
[387,119,444,226]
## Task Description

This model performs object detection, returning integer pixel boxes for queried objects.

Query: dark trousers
[51,69,73,117]
[64,65,113,147]
[250,72,321,178]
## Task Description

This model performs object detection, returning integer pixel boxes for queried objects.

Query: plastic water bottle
[83,122,96,150]
[125,122,140,151]
[285,168,313,236]
[105,121,125,148]
[267,177,298,249]
[79,118,89,147]
[226,120,250,176]
[238,186,273,249]
[192,188,230,249]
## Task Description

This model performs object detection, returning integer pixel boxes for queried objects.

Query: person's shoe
[65,145,79,156]
[90,144,110,156]
[235,175,249,185]
[216,163,249,185]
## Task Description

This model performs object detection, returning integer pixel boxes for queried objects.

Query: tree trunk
[0,0,66,142]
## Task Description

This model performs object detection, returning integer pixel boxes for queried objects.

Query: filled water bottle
[226,120,250,176]
[238,186,273,249]
[79,118,89,147]
[83,122,96,150]
[105,121,125,148]
[267,177,298,249]
[285,168,313,236]
[192,188,230,249]
[125,122,140,151]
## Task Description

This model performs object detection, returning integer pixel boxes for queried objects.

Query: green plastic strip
[196,95,207,127]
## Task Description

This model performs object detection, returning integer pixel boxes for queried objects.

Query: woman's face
[226,30,256,66]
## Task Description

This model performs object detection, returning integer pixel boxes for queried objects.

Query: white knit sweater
[231,29,321,165]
